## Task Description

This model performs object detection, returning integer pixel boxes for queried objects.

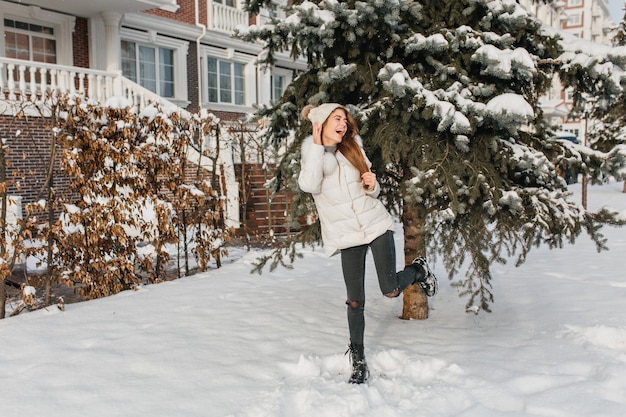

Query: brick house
[0,0,306,235]
[518,0,616,141]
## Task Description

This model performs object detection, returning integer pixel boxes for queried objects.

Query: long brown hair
[332,110,369,175]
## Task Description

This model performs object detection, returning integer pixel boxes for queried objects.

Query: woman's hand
[361,171,376,190]
[313,122,323,145]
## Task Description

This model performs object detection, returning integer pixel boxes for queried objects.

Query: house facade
[519,0,616,141]
[0,0,306,234]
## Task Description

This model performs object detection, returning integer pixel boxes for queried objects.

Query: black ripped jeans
[340,230,417,345]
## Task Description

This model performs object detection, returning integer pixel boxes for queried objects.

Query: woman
[298,103,438,384]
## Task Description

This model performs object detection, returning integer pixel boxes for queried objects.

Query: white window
[263,66,292,105]
[214,0,236,6]
[4,18,57,63]
[119,28,188,106]
[270,74,284,103]
[121,40,175,98]
[207,56,245,105]
[0,3,74,65]
[567,13,581,26]
[567,0,582,6]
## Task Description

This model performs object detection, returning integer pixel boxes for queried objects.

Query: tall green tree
[240,0,626,315]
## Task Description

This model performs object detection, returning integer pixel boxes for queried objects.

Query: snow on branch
[485,93,534,122]
[472,45,536,80]
[405,33,449,54]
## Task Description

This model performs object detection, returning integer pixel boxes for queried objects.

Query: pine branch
[251,222,321,274]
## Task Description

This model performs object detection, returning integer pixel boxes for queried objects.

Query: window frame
[0,3,74,65]
[270,66,293,104]
[270,73,284,103]
[4,18,57,63]
[202,46,252,110]
[207,56,245,105]
[214,0,237,6]
[565,12,582,27]
[120,27,188,106]
[121,40,176,98]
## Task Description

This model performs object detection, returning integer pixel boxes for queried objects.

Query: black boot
[346,343,369,384]
[410,257,438,297]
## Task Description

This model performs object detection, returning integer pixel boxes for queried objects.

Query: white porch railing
[0,57,121,103]
[0,57,187,113]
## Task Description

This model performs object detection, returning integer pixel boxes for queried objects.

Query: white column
[101,12,123,73]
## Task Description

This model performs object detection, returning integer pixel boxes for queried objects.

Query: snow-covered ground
[1,182,625,417]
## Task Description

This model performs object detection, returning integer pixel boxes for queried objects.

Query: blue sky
[609,0,624,22]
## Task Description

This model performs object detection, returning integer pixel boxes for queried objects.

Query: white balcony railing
[208,1,248,33]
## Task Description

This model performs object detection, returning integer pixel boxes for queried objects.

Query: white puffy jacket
[298,135,394,256]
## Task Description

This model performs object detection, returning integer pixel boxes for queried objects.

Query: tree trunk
[0,279,6,319]
[400,200,429,320]
[0,145,5,320]
[182,209,189,276]
[623,181,625,193]
[45,174,54,306]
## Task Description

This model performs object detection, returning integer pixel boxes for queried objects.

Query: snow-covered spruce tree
[557,10,626,193]
[239,0,626,315]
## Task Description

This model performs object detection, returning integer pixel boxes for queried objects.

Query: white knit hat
[302,103,345,126]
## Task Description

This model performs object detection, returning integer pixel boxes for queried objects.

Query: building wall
[518,0,615,141]
[186,41,201,112]
[143,0,199,24]
[563,0,614,44]
[72,17,90,68]
[0,115,73,207]
[519,0,615,44]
